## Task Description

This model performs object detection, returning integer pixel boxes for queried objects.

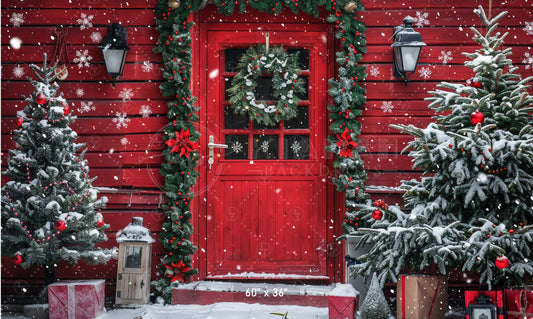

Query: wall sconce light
[392,16,426,85]
[99,23,129,87]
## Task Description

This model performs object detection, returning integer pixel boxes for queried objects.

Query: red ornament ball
[470,111,485,125]
[372,209,383,220]
[63,103,70,115]
[495,255,509,269]
[35,92,47,105]
[96,218,104,228]
[16,117,23,127]
[13,254,23,265]
[55,220,67,232]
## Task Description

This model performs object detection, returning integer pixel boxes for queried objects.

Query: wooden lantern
[115,217,154,305]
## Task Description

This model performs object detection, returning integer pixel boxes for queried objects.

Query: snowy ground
[1,302,329,319]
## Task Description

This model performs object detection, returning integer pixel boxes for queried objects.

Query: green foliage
[353,6,533,289]
[1,54,116,285]
[358,273,390,319]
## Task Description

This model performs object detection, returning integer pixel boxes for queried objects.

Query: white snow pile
[116,218,155,243]
[327,283,359,298]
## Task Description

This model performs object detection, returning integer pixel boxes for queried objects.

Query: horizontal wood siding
[1,0,532,297]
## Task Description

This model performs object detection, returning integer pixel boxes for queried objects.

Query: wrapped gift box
[505,286,533,319]
[464,290,503,319]
[48,280,105,319]
[327,284,359,319]
[397,274,448,319]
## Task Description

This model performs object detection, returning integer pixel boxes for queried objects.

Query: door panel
[205,30,329,279]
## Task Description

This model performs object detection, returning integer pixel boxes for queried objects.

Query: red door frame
[191,5,344,283]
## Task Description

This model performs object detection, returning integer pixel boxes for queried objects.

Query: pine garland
[153,0,369,302]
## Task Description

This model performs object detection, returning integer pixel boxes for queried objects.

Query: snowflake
[369,66,380,77]
[12,65,25,78]
[90,32,102,43]
[120,137,129,146]
[523,52,533,70]
[380,101,394,113]
[10,13,24,27]
[260,140,270,153]
[290,141,302,157]
[112,113,130,128]
[142,61,154,73]
[73,50,93,68]
[438,50,453,64]
[524,22,533,36]
[231,141,243,154]
[76,13,94,30]
[78,101,95,114]
[414,11,430,27]
[75,88,85,97]
[119,88,134,101]
[139,105,152,118]
[418,66,432,79]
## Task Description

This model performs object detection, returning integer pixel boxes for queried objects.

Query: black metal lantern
[467,294,497,319]
[99,23,129,87]
[392,16,426,85]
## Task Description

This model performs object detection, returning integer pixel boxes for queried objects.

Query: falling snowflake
[260,140,270,153]
[139,105,152,118]
[12,65,25,78]
[113,113,130,128]
[523,52,533,69]
[76,13,94,30]
[231,141,243,154]
[119,88,134,101]
[414,12,430,27]
[380,101,394,113]
[78,101,95,114]
[10,13,24,27]
[75,88,85,97]
[90,32,102,43]
[524,22,533,36]
[73,50,93,68]
[142,61,154,73]
[369,66,380,77]
[120,137,129,146]
[418,66,432,79]
[438,50,453,64]
[290,141,302,157]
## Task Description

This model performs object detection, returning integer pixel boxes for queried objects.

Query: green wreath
[227,45,305,126]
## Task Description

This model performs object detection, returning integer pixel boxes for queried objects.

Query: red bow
[165,129,198,158]
[336,128,358,158]
[164,260,192,283]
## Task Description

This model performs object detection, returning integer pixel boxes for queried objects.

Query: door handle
[208,135,228,171]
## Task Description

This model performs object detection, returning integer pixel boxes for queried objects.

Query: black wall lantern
[392,16,426,85]
[467,294,497,319]
[99,23,129,87]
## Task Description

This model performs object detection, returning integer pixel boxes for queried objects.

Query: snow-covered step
[172,281,340,307]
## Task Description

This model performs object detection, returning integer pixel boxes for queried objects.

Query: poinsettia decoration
[165,129,198,158]
[336,128,358,158]
[164,259,192,283]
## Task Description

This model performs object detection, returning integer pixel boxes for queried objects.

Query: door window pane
[224,49,246,72]
[225,135,248,159]
[284,135,309,160]
[287,49,309,71]
[285,106,309,129]
[225,106,249,129]
[253,135,278,159]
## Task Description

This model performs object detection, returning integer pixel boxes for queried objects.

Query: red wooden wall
[1,0,532,299]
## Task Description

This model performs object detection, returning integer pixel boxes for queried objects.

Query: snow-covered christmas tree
[349,6,533,289]
[1,55,117,296]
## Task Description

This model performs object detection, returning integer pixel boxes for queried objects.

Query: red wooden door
[202,28,330,280]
